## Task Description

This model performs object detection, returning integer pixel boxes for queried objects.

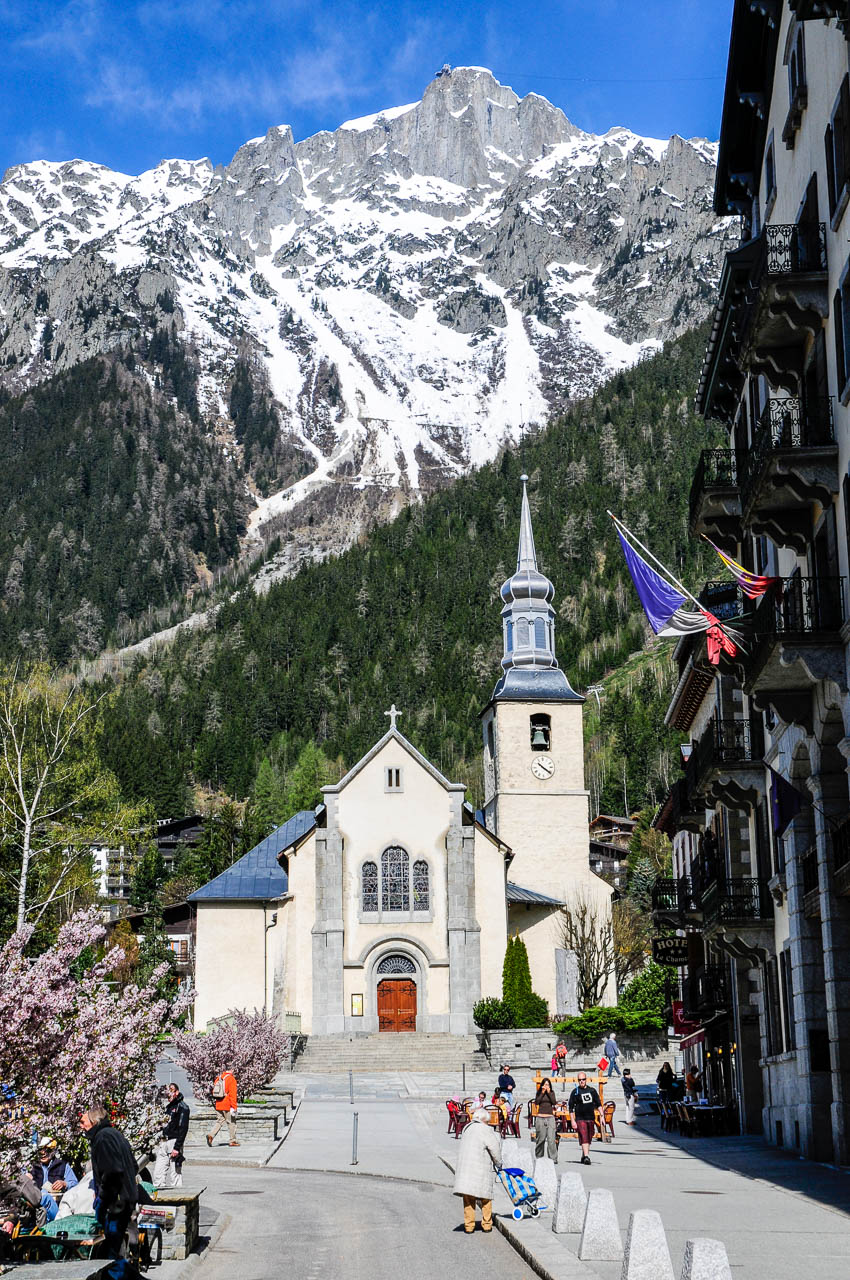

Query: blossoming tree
[0,907,189,1179]
[174,1009,290,1103]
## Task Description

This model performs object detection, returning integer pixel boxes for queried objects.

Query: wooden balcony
[741,396,838,552]
[689,449,743,540]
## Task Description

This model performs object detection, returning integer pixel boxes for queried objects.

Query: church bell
[531,725,549,748]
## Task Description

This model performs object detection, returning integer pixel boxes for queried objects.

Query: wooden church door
[377,978,417,1031]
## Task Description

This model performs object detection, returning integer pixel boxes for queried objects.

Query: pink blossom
[0,908,191,1178]
[174,1010,290,1103]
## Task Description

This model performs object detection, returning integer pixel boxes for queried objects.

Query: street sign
[653,936,689,966]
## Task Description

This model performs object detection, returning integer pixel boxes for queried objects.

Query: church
[190,478,613,1035]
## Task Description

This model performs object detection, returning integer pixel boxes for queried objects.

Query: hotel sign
[652,936,689,967]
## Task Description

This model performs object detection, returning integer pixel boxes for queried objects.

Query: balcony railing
[689,449,743,533]
[748,575,845,640]
[764,221,827,275]
[686,718,763,800]
[742,396,834,511]
[701,877,773,927]
[687,964,730,1016]
[801,843,821,919]
[651,875,701,922]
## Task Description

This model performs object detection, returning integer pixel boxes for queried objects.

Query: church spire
[490,476,582,702]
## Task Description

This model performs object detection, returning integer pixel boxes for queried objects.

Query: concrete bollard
[511,1142,535,1177]
[621,1210,674,1280]
[579,1187,623,1262]
[532,1154,558,1208]
[552,1170,586,1234]
[680,1238,733,1280]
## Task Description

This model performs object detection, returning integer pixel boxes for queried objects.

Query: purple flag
[615,530,708,635]
[769,766,809,838]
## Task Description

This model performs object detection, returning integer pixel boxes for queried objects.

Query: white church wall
[285,834,316,1033]
[193,902,267,1030]
[474,830,509,1000]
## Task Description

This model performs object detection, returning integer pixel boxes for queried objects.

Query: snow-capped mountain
[0,67,733,553]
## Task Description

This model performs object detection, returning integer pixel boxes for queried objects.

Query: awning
[680,1028,706,1049]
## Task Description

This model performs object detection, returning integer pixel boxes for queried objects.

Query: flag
[615,531,707,636]
[704,537,778,600]
[769,766,810,837]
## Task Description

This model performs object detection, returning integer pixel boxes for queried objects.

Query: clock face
[531,756,555,780]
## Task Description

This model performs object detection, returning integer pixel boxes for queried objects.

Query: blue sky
[3,0,735,177]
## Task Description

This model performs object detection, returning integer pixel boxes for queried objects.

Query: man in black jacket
[568,1072,602,1165]
[154,1083,190,1188]
[81,1105,140,1279]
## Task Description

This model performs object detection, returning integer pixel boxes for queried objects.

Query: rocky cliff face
[0,67,733,558]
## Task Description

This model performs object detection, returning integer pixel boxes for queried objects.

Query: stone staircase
[295,1032,489,1073]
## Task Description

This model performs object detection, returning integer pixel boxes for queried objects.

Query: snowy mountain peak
[0,67,736,564]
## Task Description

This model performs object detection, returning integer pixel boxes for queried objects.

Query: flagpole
[607,510,746,653]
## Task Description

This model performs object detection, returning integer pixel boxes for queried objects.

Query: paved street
[188,1166,530,1280]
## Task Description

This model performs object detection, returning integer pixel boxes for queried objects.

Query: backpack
[212,1076,226,1100]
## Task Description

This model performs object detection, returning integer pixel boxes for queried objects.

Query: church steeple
[490,476,582,703]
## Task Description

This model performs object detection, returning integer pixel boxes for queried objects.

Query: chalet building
[653,0,850,1164]
[588,814,636,886]
[94,815,204,907]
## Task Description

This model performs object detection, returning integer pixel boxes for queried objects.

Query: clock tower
[481,476,613,1012]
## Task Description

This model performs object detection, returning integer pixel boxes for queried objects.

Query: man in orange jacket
[206,1070,239,1147]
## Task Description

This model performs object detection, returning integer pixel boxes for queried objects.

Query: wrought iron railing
[764,221,827,274]
[702,877,773,927]
[687,963,730,1015]
[742,396,834,510]
[689,448,741,508]
[689,718,764,788]
[651,875,701,920]
[746,574,845,642]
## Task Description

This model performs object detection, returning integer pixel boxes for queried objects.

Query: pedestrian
[621,1068,638,1125]
[685,1066,702,1101]
[81,1104,141,1279]
[207,1068,239,1147]
[551,1052,559,1073]
[603,1031,622,1078]
[452,1108,502,1234]
[32,1136,79,1196]
[568,1071,602,1166]
[154,1083,189,1188]
[656,1061,675,1103]
[555,1040,568,1076]
[533,1077,558,1162]
[496,1064,515,1101]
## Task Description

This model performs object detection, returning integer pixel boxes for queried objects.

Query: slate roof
[188,810,316,902]
[506,881,564,906]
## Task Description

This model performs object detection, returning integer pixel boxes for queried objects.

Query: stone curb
[173,1210,233,1276]
[187,1090,304,1170]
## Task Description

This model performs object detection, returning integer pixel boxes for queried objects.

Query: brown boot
[206,1134,213,1147]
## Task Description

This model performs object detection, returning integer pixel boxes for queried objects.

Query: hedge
[551,1006,664,1046]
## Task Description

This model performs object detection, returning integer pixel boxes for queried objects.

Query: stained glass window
[413,860,429,911]
[361,860,378,912]
[381,846,409,911]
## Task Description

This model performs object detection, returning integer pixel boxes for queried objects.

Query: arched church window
[534,618,546,648]
[517,618,530,647]
[413,860,429,911]
[361,861,378,912]
[506,620,514,653]
[381,846,409,911]
[377,954,416,975]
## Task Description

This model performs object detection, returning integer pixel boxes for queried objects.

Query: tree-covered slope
[0,352,248,662]
[100,324,716,815]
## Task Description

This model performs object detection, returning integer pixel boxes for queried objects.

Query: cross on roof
[385,703,402,731]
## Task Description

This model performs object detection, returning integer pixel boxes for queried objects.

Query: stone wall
[186,1103,287,1144]
[145,1189,201,1261]
[482,1028,669,1068]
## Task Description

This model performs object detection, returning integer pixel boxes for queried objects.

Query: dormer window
[385,767,403,792]
[530,713,551,751]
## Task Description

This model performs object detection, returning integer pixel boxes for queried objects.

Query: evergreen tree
[130,846,167,910]
[282,743,342,813]
[249,757,287,835]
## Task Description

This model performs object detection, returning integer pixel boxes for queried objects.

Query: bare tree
[0,663,144,931]
[612,897,652,989]
[556,893,615,1010]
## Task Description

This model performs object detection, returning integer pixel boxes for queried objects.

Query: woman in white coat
[452,1108,502,1233]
